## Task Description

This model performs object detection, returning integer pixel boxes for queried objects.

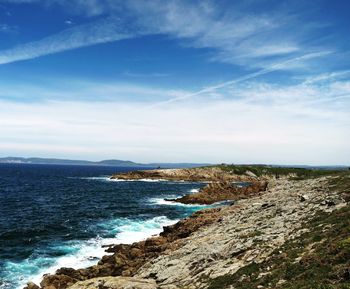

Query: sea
[0,164,209,289]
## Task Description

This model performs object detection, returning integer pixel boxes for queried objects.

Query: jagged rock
[159,285,180,289]
[137,177,345,288]
[67,277,156,289]
[113,167,266,204]
[111,167,255,182]
[245,170,258,178]
[320,196,343,207]
[276,279,287,286]
[25,176,346,289]
[24,282,40,289]
[344,268,350,280]
[171,180,268,204]
[34,206,227,289]
[40,274,77,289]
[261,203,275,208]
[299,194,309,202]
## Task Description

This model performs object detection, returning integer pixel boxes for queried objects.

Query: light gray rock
[299,194,309,202]
[245,170,257,178]
[24,282,40,289]
[136,177,345,289]
[68,277,157,289]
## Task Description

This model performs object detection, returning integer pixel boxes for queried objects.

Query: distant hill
[0,157,209,169]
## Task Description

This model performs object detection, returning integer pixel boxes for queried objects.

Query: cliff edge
[24,166,350,289]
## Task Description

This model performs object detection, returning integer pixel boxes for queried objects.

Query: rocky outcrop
[25,175,347,289]
[68,277,157,289]
[169,180,268,204]
[112,167,267,204]
[137,177,346,288]
[24,283,40,289]
[111,167,256,182]
[32,207,226,289]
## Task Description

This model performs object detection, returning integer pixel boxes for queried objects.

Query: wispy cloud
[302,70,350,85]
[0,23,17,33]
[0,79,186,102]
[0,73,349,164]
[0,16,139,65]
[123,1,306,68]
[147,51,333,108]
[0,0,39,3]
[0,0,335,70]
[122,71,172,78]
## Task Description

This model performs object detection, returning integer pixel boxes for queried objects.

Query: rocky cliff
[137,177,347,288]
[111,167,267,205]
[24,168,350,289]
[169,180,268,204]
[110,167,256,182]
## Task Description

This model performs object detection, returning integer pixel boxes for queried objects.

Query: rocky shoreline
[110,167,257,182]
[24,167,349,289]
[111,167,267,205]
[167,180,268,204]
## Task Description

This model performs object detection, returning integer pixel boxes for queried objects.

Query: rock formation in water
[168,180,268,204]
[110,167,256,182]
[24,167,350,289]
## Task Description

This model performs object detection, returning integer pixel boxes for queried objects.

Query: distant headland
[0,157,210,169]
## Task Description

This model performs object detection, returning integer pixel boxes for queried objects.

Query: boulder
[24,282,40,289]
[171,180,268,204]
[299,194,309,202]
[40,274,77,289]
[245,170,257,178]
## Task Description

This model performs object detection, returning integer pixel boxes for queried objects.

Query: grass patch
[214,164,345,179]
[208,177,350,289]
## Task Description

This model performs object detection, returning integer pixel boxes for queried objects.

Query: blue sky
[0,0,349,164]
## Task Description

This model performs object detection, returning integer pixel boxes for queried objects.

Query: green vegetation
[329,172,350,202]
[208,172,350,289]
[216,164,343,179]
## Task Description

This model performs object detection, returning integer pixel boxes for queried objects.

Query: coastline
[22,215,180,288]
[111,166,267,205]
[24,167,350,289]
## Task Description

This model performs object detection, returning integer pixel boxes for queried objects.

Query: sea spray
[5,216,177,289]
[0,165,206,289]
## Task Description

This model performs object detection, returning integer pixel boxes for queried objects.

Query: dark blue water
[0,164,207,289]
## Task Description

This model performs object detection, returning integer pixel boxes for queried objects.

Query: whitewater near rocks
[137,177,346,288]
[0,164,211,289]
[24,166,349,289]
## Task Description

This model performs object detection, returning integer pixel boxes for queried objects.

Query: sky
[0,0,349,165]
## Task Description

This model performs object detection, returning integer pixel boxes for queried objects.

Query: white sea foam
[81,176,123,182]
[149,197,180,206]
[82,176,198,184]
[82,176,165,182]
[109,216,177,244]
[149,196,209,208]
[12,216,177,289]
[29,239,106,285]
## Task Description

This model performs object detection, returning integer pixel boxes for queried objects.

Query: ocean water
[0,164,208,289]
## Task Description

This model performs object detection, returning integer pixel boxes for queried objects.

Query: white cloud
[64,19,73,25]
[122,0,305,67]
[147,51,334,108]
[0,1,347,164]
[0,76,348,164]
[0,80,186,102]
[0,16,137,65]
[0,23,17,33]
[302,70,350,85]
[0,0,332,69]
[50,0,108,17]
